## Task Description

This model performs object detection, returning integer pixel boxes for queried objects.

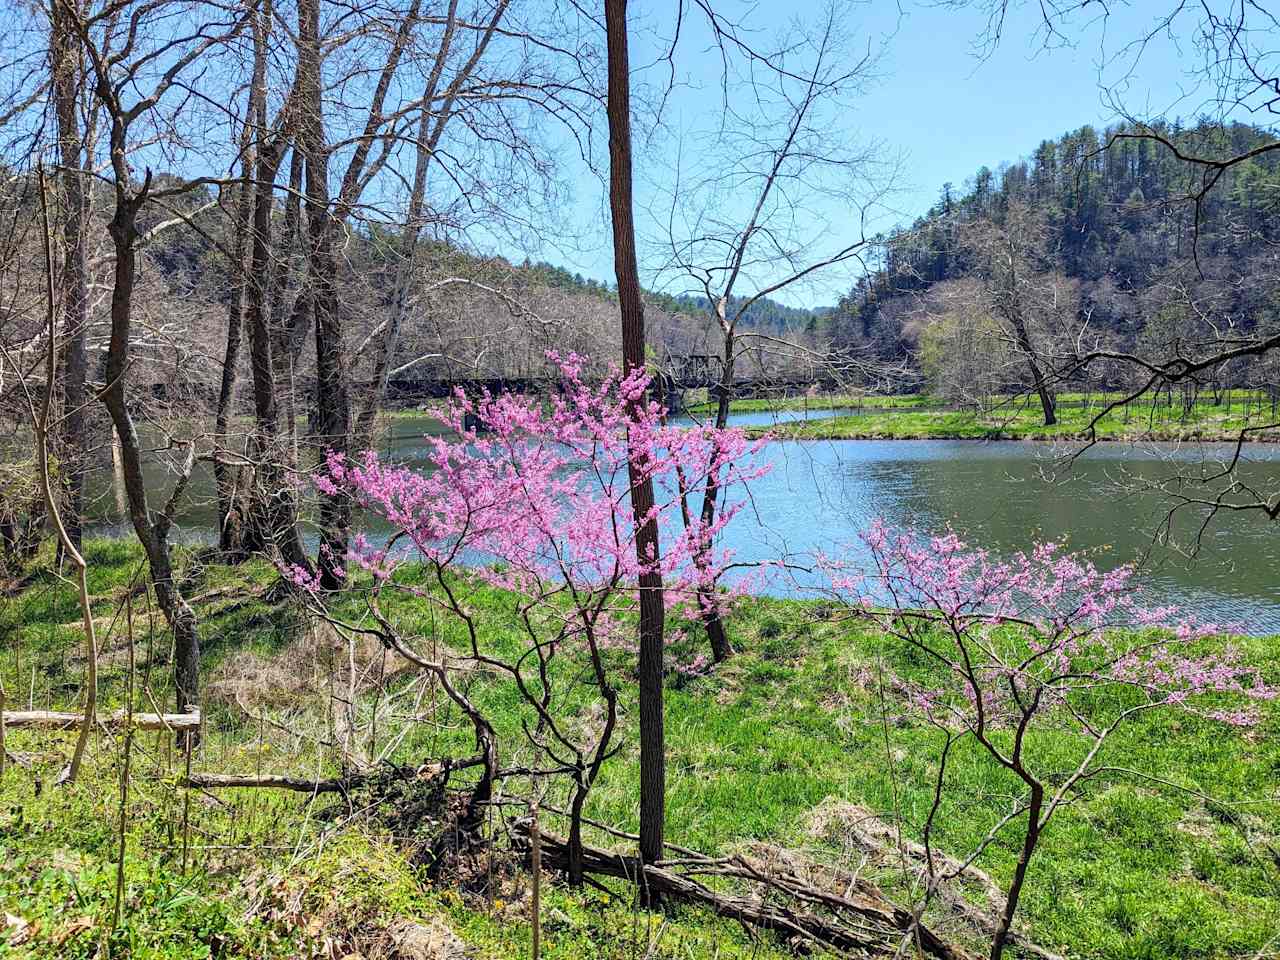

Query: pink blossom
[819,521,1273,733]
[304,354,770,653]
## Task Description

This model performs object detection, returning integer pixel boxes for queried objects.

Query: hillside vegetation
[827,120,1280,394]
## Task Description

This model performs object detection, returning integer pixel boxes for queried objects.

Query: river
[86,409,1280,632]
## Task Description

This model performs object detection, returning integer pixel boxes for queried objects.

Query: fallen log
[510,820,974,960]
[2,709,201,732]
[184,772,354,794]
[182,755,486,796]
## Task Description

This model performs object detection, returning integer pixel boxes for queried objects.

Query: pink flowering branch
[819,520,1274,960]
[286,354,769,882]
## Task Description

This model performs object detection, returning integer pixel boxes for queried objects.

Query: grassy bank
[751,395,1280,442]
[2,541,1278,958]
[685,393,938,415]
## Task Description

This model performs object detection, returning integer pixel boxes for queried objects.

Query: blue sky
[530,0,1199,307]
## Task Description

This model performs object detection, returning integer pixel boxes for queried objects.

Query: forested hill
[827,120,1280,365]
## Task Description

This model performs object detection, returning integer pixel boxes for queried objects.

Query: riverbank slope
[2,541,1276,959]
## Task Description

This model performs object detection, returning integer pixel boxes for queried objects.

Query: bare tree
[655,1,890,660]
[48,0,93,552]
[956,202,1083,425]
[71,0,246,716]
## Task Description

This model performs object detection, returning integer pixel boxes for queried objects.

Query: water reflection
[730,439,1280,630]
[84,414,1280,631]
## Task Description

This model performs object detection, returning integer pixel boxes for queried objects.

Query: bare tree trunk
[1009,314,1056,425]
[273,144,306,462]
[297,0,350,589]
[604,0,665,894]
[33,167,97,785]
[997,245,1055,425]
[214,182,249,556]
[990,786,1043,960]
[50,0,90,554]
[244,122,310,571]
[214,1,267,557]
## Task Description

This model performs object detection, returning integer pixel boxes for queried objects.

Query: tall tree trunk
[244,127,310,570]
[297,0,350,589]
[214,178,250,555]
[215,0,267,556]
[50,0,89,554]
[604,0,665,893]
[273,145,306,463]
[214,151,257,556]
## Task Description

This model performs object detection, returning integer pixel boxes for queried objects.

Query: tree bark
[243,119,310,570]
[695,311,736,662]
[297,0,351,590]
[214,0,268,557]
[1009,315,1056,425]
[604,0,666,893]
[50,0,90,554]
[990,785,1043,960]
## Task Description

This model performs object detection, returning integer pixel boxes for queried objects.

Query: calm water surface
[86,411,1280,631]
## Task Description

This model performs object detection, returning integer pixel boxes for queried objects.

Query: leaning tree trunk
[693,316,737,663]
[998,258,1055,426]
[1011,318,1056,426]
[100,181,200,718]
[990,784,1044,960]
[604,0,666,897]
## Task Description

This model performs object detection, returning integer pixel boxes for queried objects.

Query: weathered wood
[184,772,352,794]
[2,709,201,731]
[181,755,485,796]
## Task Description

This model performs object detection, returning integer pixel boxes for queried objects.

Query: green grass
[2,541,1278,958]
[686,393,939,415]
[754,394,1280,442]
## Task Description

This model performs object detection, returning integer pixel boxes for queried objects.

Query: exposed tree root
[510,819,975,960]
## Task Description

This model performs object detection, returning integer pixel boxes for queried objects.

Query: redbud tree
[822,521,1274,960]
[296,355,766,882]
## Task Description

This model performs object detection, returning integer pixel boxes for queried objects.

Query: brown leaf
[53,915,94,947]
